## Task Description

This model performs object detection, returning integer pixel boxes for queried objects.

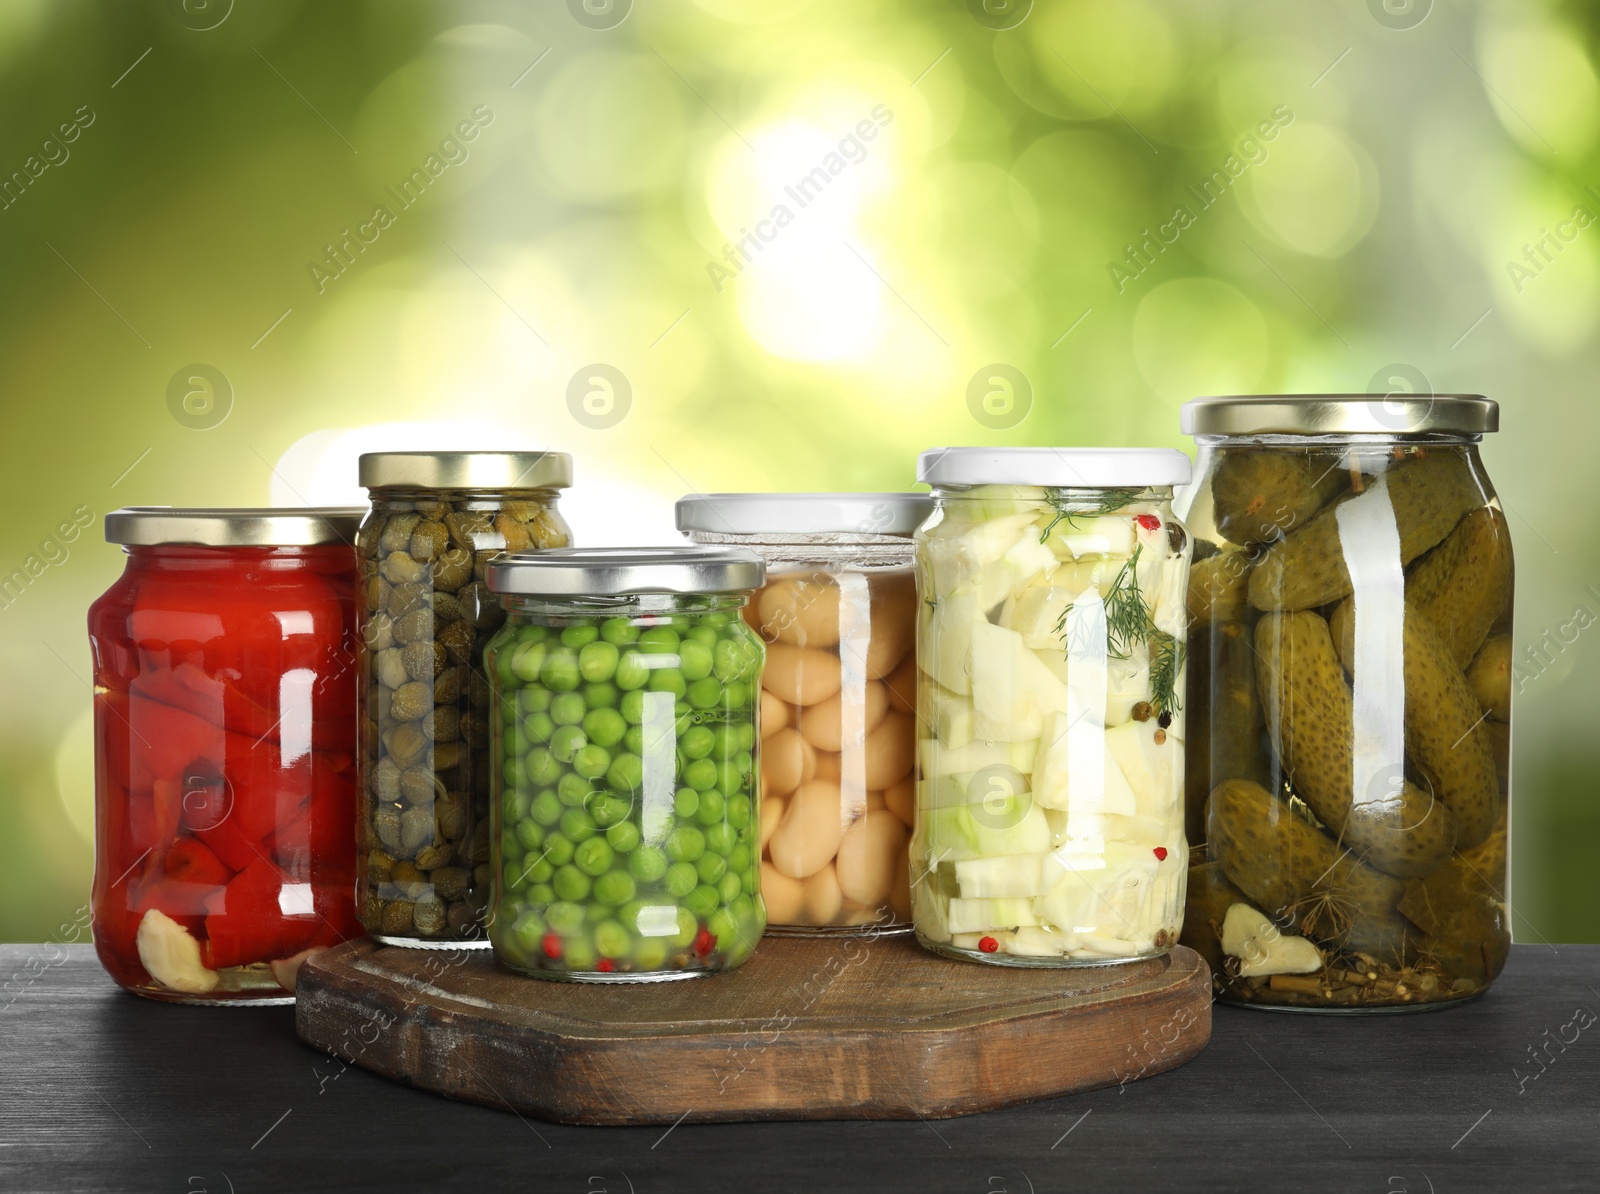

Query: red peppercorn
[978,936,999,953]
[693,927,716,957]
[596,958,614,973]
[1135,513,1161,533]
[1153,847,1168,861]
[541,932,562,959]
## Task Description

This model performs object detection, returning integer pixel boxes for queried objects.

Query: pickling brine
[911,449,1194,966]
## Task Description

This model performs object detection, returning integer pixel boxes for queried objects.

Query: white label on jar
[640,691,677,844]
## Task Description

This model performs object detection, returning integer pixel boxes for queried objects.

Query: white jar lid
[916,448,1191,489]
[675,493,933,537]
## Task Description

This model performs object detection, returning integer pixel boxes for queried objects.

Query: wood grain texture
[293,936,1211,1124]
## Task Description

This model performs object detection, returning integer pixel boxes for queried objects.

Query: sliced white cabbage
[969,621,1069,737]
[947,897,1041,934]
[921,797,1052,862]
[1047,515,1136,560]
[1105,719,1179,820]
[917,737,1038,780]
[921,588,985,694]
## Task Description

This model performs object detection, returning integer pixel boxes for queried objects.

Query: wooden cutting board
[295,935,1211,1124]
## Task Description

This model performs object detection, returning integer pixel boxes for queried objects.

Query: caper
[376,647,409,690]
[437,619,475,666]
[386,722,430,769]
[458,582,500,630]
[432,741,463,773]
[399,766,437,806]
[390,680,433,721]
[409,520,449,563]
[370,757,401,802]
[363,611,396,652]
[495,513,533,552]
[429,705,460,743]
[367,849,395,885]
[380,550,427,585]
[374,802,403,851]
[468,818,492,864]
[433,866,470,901]
[380,900,415,935]
[390,860,430,899]
[374,685,393,722]
[528,511,566,548]
[435,791,467,841]
[394,607,434,645]
[499,500,545,522]
[469,670,491,708]
[472,863,492,890]
[400,806,434,852]
[363,891,384,926]
[379,513,421,552]
[460,709,489,749]
[447,901,476,935]
[364,575,389,613]
[431,547,473,591]
[431,591,462,623]
[387,581,430,618]
[412,896,447,936]
[434,666,464,705]
[414,500,448,521]
[446,510,493,548]
[402,639,446,681]
[415,843,455,871]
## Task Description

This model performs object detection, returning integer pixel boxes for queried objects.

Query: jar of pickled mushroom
[482,547,767,981]
[676,494,929,935]
[911,449,1194,966]
[1175,395,1511,1011]
[89,508,365,1003]
[356,451,572,947]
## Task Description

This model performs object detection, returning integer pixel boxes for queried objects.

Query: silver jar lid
[917,447,1191,488]
[1180,394,1498,436]
[485,547,765,597]
[674,493,933,536]
[358,451,573,490]
[105,507,364,547]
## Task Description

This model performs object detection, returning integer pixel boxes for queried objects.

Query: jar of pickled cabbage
[1176,395,1510,1011]
[482,547,768,981]
[911,449,1194,966]
[676,493,932,935]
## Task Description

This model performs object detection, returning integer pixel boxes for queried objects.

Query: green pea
[679,639,714,682]
[686,624,719,647]
[619,690,645,725]
[515,820,545,851]
[501,698,519,728]
[725,792,752,831]
[723,680,750,711]
[606,752,644,793]
[628,844,667,882]
[588,793,632,829]
[649,668,687,698]
[530,789,563,827]
[716,759,746,796]
[574,836,615,877]
[600,617,639,645]
[614,651,650,691]
[705,822,737,855]
[695,789,726,826]
[510,640,547,683]
[553,864,591,902]
[544,833,575,866]
[594,919,630,958]
[606,820,642,854]
[518,685,552,715]
[696,852,727,885]
[709,724,737,758]
[593,870,636,907]
[560,623,600,648]
[624,725,645,755]
[524,855,554,885]
[731,892,756,923]
[560,807,598,843]
[573,743,611,780]
[522,711,555,745]
[502,788,531,822]
[666,825,705,862]
[685,884,719,919]
[510,910,547,954]
[548,692,584,727]
[502,755,528,789]
[686,676,722,709]
[583,681,619,709]
[541,647,581,692]
[713,638,745,681]
[557,772,591,807]
[683,758,718,792]
[665,861,698,898]
[740,865,757,896]
[717,871,742,904]
[708,906,739,944]
[578,640,620,683]
[549,724,587,763]
[673,787,699,819]
[583,707,626,749]
[526,748,563,786]
[678,725,711,760]
[501,861,527,894]
[547,901,586,934]
[638,626,680,654]
[728,842,752,875]
[705,611,730,628]
[563,935,598,970]
[632,936,669,970]
[528,881,556,905]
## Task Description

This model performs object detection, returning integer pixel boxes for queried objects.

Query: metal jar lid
[1180,394,1498,436]
[917,447,1192,489]
[675,493,934,537]
[105,507,364,547]
[485,547,765,597]
[358,451,573,491]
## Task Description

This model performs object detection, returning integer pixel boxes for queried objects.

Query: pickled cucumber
[1179,861,1248,977]
[1183,621,1267,846]
[1248,452,1483,612]
[1328,600,1498,847]
[1406,507,1512,667]
[1210,450,1347,546]
[1466,633,1512,722]
[1187,551,1252,624]
[1206,778,1411,957]
[1255,612,1455,878]
[1398,829,1509,984]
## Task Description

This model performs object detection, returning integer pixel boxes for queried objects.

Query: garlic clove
[135,909,221,994]
[1221,902,1323,977]
[269,947,322,994]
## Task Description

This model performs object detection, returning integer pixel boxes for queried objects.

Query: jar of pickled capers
[482,547,768,981]
[356,452,573,947]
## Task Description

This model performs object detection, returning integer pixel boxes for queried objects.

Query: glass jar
[676,493,931,936]
[356,451,573,948]
[911,449,1194,967]
[1176,395,1511,1011]
[482,547,768,981]
[89,508,365,1004]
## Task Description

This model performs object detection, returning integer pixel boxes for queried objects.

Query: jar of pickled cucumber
[676,493,931,936]
[356,452,573,947]
[1176,395,1510,1011]
[911,449,1194,966]
[482,547,768,981]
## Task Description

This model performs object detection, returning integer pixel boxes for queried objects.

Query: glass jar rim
[1180,394,1497,436]
[675,492,932,537]
[916,447,1191,489]
[358,451,572,490]
[485,546,764,597]
[104,507,363,546]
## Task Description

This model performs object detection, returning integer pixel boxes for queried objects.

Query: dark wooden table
[2,945,1596,1193]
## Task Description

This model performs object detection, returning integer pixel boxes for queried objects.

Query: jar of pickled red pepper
[911,449,1194,966]
[1176,395,1511,1011]
[482,547,767,981]
[676,494,930,935]
[356,452,573,948]
[89,508,365,1004]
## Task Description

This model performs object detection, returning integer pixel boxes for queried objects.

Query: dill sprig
[1038,487,1142,544]
[1053,539,1186,714]
[1149,629,1186,716]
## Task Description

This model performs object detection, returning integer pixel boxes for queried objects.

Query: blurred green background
[2,0,1595,944]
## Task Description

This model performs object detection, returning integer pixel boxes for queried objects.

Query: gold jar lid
[1180,394,1498,437]
[358,451,573,491]
[105,507,364,547]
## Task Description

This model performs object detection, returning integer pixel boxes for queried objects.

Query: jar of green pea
[482,547,768,981]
